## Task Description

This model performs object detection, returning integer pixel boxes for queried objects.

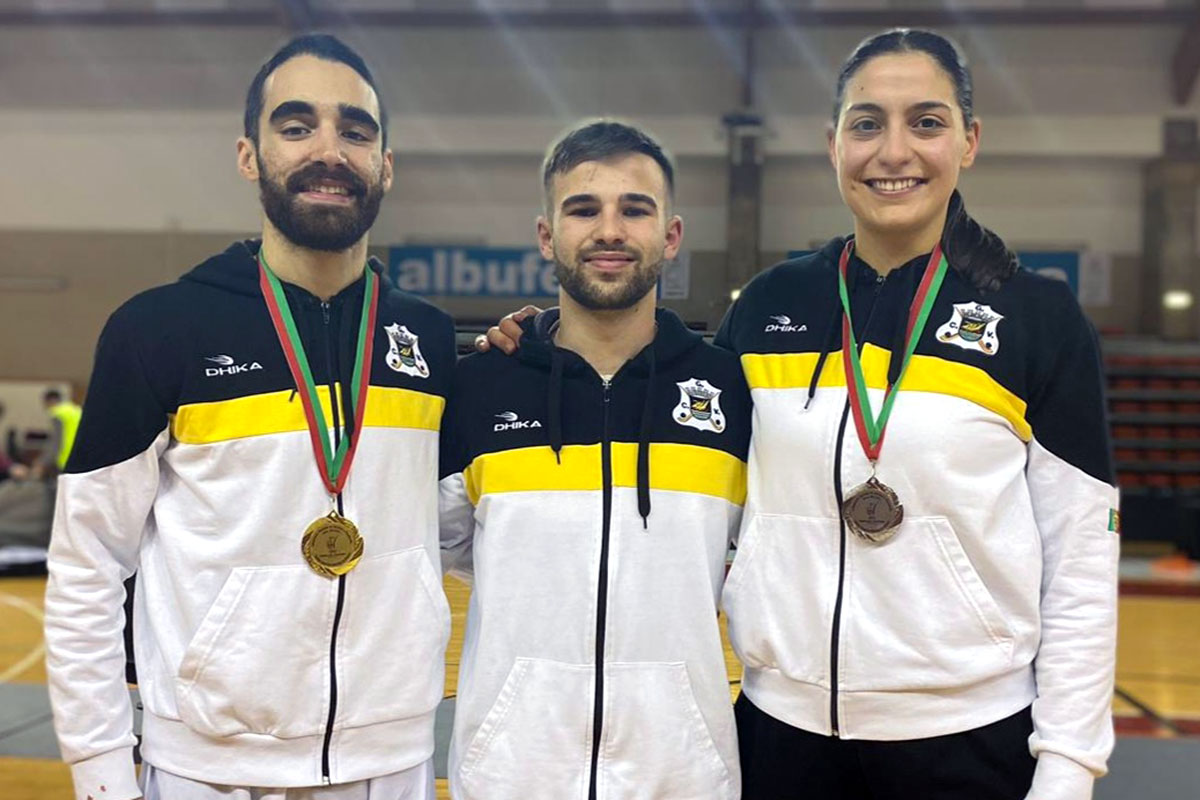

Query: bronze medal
[835,241,948,545]
[301,512,365,578]
[841,476,904,544]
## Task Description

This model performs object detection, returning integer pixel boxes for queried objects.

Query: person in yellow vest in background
[37,389,82,479]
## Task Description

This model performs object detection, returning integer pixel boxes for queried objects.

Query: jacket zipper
[828,272,885,737]
[319,299,348,785]
[587,377,614,800]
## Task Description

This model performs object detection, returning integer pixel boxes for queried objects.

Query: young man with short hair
[440,120,749,799]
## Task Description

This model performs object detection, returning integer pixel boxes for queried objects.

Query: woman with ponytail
[715,28,1117,800]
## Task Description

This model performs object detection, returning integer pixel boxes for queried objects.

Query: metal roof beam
[0,7,1196,29]
[1170,6,1200,105]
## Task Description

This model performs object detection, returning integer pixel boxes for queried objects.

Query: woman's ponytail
[942,190,1019,293]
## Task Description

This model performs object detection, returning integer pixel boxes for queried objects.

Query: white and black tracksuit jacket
[439,308,752,800]
[44,241,456,800]
[715,237,1119,800]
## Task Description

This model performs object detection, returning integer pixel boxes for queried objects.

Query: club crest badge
[935,302,1004,356]
[674,378,726,434]
[384,323,429,378]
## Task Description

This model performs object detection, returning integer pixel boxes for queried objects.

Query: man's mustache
[285,165,368,198]
[579,246,642,261]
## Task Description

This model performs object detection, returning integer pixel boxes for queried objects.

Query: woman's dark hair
[834,29,1018,292]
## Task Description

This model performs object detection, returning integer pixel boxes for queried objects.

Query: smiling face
[236,54,393,252]
[538,152,683,311]
[829,51,979,251]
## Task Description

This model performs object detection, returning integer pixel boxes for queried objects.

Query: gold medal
[261,256,376,578]
[301,511,364,578]
[841,476,904,544]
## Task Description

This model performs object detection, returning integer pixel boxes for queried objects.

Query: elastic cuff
[1027,751,1096,800]
[70,746,141,800]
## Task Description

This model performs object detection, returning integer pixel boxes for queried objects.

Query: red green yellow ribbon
[258,251,378,495]
[837,240,948,462]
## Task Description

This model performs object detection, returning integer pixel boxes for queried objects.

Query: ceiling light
[1163,290,1194,310]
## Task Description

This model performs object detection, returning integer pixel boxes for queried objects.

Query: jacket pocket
[722,513,837,682]
[335,547,451,728]
[458,658,593,800]
[846,516,1015,688]
[602,662,736,800]
[174,564,332,738]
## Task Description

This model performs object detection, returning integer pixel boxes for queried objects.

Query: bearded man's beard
[258,158,385,252]
[554,245,664,311]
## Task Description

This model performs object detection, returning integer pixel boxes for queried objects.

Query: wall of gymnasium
[0,22,1196,393]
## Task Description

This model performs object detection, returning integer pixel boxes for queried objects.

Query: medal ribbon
[837,240,949,462]
[258,252,378,495]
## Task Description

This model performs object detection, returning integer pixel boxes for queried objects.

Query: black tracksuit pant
[735,694,1037,800]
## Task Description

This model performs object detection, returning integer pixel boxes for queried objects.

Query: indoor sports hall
[1,2,1199,799]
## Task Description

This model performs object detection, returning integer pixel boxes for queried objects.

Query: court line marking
[1114,685,1182,737]
[0,711,53,745]
[0,593,46,685]
[1118,672,1200,686]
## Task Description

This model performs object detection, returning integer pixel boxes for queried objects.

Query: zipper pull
[602,378,611,403]
[321,300,331,325]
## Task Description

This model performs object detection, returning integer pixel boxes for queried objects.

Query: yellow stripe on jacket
[171,385,444,445]
[741,344,1031,441]
[463,442,747,506]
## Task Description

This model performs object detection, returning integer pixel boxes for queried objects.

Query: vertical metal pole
[722,0,765,309]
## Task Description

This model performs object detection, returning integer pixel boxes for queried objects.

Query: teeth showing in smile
[869,178,921,193]
[309,185,348,196]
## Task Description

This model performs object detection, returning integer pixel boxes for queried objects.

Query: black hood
[180,239,387,298]
[515,306,705,374]
[803,234,941,412]
[180,239,389,472]
[817,235,850,269]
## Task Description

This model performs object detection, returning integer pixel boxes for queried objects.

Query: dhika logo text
[494,411,543,432]
[204,354,263,377]
[764,314,807,333]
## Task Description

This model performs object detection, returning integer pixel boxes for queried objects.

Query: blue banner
[388,246,558,297]
[1018,251,1079,295]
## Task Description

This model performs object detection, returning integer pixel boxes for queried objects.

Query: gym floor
[2,555,1198,800]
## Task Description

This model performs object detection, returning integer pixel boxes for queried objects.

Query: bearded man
[44,34,455,800]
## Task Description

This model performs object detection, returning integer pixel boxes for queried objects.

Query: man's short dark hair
[541,119,676,211]
[44,389,62,405]
[244,33,388,149]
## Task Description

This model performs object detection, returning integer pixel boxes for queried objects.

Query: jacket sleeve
[727,359,752,547]
[1023,283,1119,800]
[44,306,172,800]
[716,291,753,549]
[439,361,475,582]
